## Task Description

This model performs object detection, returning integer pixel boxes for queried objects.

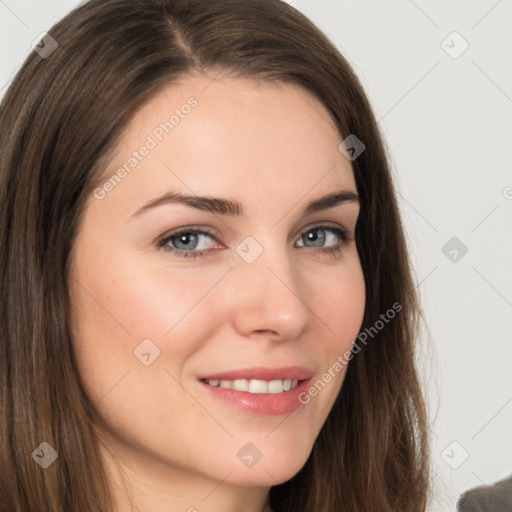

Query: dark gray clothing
[457,475,512,512]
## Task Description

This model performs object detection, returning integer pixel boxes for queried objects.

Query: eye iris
[304,229,326,247]
[174,233,198,250]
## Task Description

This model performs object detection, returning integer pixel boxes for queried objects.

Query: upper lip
[198,366,314,382]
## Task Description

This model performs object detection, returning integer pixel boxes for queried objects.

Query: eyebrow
[131,188,359,218]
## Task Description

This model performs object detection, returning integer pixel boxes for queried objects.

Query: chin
[230,441,313,487]
[227,460,308,487]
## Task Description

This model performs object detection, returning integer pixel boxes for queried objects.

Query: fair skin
[69,72,366,512]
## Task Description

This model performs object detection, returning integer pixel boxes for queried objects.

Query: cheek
[313,258,366,351]
[302,259,366,410]
[69,243,231,394]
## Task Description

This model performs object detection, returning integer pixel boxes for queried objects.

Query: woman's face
[69,73,365,497]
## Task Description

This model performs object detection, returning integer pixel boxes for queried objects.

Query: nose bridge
[230,235,312,340]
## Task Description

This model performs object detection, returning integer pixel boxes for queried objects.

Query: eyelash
[157,224,353,260]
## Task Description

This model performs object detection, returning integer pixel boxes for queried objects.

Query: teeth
[248,379,268,393]
[267,380,284,393]
[204,378,300,394]
[232,379,249,391]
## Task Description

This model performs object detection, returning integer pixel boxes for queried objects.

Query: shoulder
[457,475,512,512]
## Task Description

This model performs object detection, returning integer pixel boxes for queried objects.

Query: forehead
[98,73,356,209]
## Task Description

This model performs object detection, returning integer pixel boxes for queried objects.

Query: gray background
[1,0,511,509]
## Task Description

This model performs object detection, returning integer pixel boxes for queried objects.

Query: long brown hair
[0,0,430,510]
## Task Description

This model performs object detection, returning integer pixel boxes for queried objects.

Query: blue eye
[297,226,349,249]
[167,231,215,252]
[157,225,352,260]
[158,228,217,259]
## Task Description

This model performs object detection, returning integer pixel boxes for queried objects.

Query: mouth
[197,366,313,415]
[201,378,300,394]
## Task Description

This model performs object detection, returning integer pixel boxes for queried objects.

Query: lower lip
[199,379,311,416]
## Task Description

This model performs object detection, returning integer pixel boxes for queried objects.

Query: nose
[229,243,314,343]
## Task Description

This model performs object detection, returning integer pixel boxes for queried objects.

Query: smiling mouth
[201,378,300,394]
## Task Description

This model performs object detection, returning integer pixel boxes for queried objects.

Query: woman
[0,0,430,510]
